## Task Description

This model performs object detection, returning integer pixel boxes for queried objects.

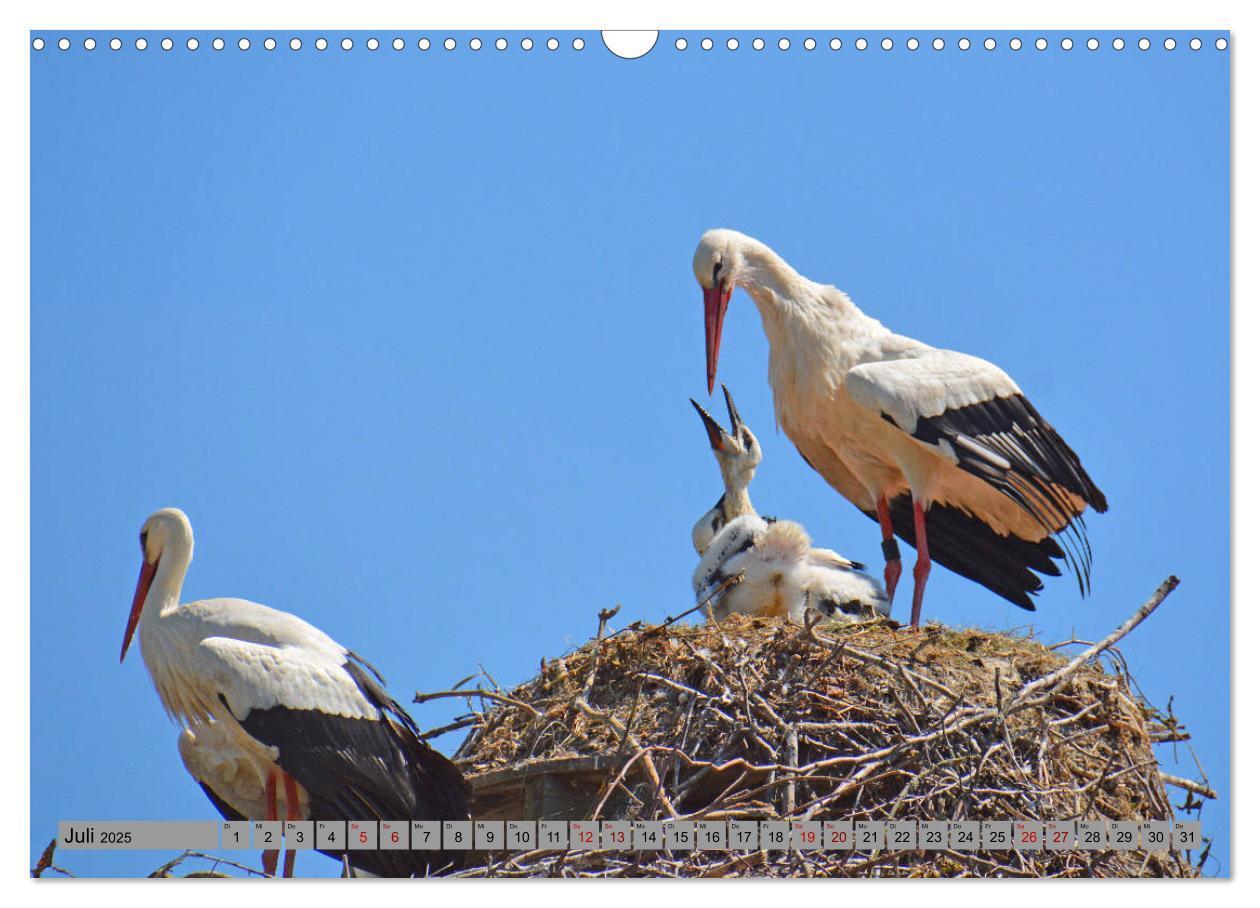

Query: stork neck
[720,481,755,521]
[734,242,871,350]
[144,545,191,622]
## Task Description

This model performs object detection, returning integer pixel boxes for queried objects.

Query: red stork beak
[703,284,732,395]
[121,558,157,662]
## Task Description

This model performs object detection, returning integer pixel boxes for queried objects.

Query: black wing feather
[909,393,1106,595]
[864,493,1066,610]
[235,661,471,877]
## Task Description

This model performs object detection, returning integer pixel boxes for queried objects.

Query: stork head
[693,229,746,394]
[691,385,761,492]
[121,507,194,662]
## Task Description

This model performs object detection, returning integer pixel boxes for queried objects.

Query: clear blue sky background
[31,30,1229,878]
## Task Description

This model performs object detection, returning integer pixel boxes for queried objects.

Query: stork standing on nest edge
[692,228,1108,627]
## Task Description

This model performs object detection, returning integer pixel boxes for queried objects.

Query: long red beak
[121,558,157,662]
[704,284,732,394]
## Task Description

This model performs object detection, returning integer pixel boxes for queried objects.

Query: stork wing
[198,637,470,876]
[844,348,1107,593]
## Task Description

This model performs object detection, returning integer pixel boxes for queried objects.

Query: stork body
[693,229,1108,624]
[122,508,470,877]
[691,390,888,623]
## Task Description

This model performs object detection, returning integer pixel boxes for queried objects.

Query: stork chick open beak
[703,284,733,395]
[691,399,730,451]
[121,558,158,662]
[720,384,745,436]
[691,385,746,453]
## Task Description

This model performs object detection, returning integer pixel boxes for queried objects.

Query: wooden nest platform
[420,577,1212,878]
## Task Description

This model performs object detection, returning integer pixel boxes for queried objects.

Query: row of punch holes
[31,34,1230,54]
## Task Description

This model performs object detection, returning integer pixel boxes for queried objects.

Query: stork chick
[691,388,888,623]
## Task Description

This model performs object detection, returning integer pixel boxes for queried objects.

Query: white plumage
[693,229,1108,626]
[690,389,888,623]
[121,508,469,877]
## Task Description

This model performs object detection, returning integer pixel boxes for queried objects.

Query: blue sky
[31,30,1229,877]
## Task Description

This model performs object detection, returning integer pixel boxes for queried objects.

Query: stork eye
[140,529,149,550]
[712,260,723,283]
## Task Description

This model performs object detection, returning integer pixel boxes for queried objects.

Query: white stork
[693,229,1108,626]
[121,507,471,877]
[691,389,888,623]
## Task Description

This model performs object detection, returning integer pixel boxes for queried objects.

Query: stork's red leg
[876,495,902,603]
[909,499,931,628]
[282,773,300,878]
[262,768,279,877]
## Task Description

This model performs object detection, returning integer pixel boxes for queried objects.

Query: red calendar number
[580,830,594,844]
[831,830,848,843]
[1021,830,1037,844]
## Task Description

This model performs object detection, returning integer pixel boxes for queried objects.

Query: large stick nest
[441,609,1207,878]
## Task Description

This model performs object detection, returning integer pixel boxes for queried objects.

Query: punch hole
[601,31,658,59]
[855,37,868,51]
[1087,38,1099,50]
[881,37,893,50]
[573,37,585,50]
[496,38,507,51]
[161,38,173,51]
[84,37,96,50]
[57,37,69,51]
[983,37,996,50]
[546,37,559,51]
[778,38,790,51]
[1010,37,1022,50]
[1035,38,1048,51]
[238,37,250,51]
[675,38,687,50]
[470,38,482,51]
[1138,38,1150,51]
[701,37,713,51]
[341,38,353,51]
[727,37,739,50]
[1190,37,1202,50]
[1060,38,1074,51]
[804,37,817,50]
[264,37,277,51]
[110,37,122,51]
[932,38,944,51]
[393,38,405,51]
[906,38,918,50]
[753,38,765,51]
[315,37,327,51]
[136,37,147,50]
[290,38,302,51]
[830,38,841,50]
[958,37,970,50]
[1164,38,1175,50]
[366,38,380,51]
[212,38,224,51]
[32,37,44,50]
[443,38,455,51]
[1216,38,1228,50]
[1113,37,1124,50]
[419,38,431,50]
[520,37,532,50]
[186,37,198,51]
